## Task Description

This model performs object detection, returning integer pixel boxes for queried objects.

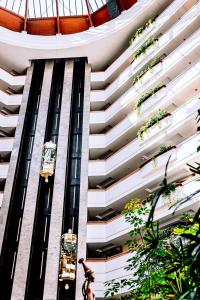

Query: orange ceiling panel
[27,17,57,36]
[0,0,137,36]
[0,6,24,32]
[60,16,90,34]
[91,5,111,27]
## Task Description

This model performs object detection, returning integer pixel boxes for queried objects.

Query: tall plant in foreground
[105,205,200,299]
[105,110,200,299]
[105,204,184,299]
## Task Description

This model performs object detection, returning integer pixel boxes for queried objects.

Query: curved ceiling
[0,0,168,72]
[0,0,136,35]
[1,0,106,17]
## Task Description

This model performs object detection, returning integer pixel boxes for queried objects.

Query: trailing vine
[132,56,162,85]
[129,18,155,45]
[137,109,169,141]
[134,37,158,60]
[135,84,166,116]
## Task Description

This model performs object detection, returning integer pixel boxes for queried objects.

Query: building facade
[0,0,199,299]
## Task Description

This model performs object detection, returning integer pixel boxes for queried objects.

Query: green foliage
[137,109,168,140]
[135,84,166,116]
[122,197,143,215]
[132,56,162,85]
[105,206,178,299]
[159,144,172,155]
[147,181,176,206]
[129,18,155,45]
[162,182,177,199]
[134,37,158,60]
[105,208,200,299]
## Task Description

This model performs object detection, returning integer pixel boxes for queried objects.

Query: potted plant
[134,36,158,61]
[135,83,166,116]
[129,18,155,46]
[137,109,171,141]
[132,56,163,86]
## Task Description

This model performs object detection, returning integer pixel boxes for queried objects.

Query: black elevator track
[57,58,86,300]
[25,59,65,300]
[0,61,45,300]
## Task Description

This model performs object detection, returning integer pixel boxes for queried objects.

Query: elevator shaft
[25,59,65,300]
[58,58,86,300]
[0,61,45,300]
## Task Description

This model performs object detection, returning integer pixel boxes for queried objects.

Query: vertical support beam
[11,61,54,300]
[85,0,93,27]
[75,63,91,300]
[43,59,74,300]
[55,0,61,34]
[0,64,33,254]
[24,0,29,31]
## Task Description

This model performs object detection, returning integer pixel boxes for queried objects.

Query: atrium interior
[0,0,200,299]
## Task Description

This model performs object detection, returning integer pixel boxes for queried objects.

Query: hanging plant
[132,56,163,85]
[129,18,155,45]
[134,37,158,60]
[137,109,170,141]
[135,83,166,116]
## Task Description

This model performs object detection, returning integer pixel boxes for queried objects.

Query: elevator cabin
[0,58,87,300]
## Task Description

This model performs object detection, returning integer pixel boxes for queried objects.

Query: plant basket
[139,113,171,143]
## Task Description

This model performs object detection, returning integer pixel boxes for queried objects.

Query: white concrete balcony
[89,60,200,156]
[91,0,194,89]
[88,134,200,208]
[90,28,200,132]
[90,1,200,109]
[0,163,9,179]
[0,90,22,107]
[0,67,25,87]
[87,180,200,244]
[89,96,199,178]
[0,114,18,128]
[0,138,14,152]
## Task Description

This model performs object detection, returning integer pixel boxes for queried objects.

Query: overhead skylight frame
[0,0,107,18]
